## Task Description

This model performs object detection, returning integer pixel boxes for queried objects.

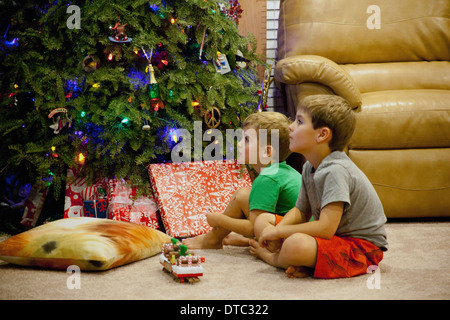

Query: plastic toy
[160,238,205,283]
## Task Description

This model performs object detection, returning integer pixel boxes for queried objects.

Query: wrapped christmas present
[148,159,252,238]
[64,166,107,218]
[107,178,160,229]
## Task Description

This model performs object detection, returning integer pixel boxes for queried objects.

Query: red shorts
[313,236,384,279]
[274,214,283,225]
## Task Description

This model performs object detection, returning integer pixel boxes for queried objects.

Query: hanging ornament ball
[82,55,100,72]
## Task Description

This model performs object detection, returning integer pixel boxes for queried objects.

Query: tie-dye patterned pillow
[0,217,171,271]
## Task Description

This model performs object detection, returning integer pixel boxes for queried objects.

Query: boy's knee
[282,233,317,268]
[254,212,275,226]
[233,187,251,204]
[253,213,275,237]
[283,233,316,253]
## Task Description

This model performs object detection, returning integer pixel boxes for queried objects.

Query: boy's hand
[265,239,283,253]
[259,225,281,248]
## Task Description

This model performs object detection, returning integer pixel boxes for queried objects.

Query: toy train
[160,238,205,283]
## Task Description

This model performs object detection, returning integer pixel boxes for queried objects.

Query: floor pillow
[0,217,171,271]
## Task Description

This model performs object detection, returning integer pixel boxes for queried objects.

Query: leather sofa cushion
[342,61,450,93]
[351,89,450,149]
[349,148,450,218]
[278,0,450,64]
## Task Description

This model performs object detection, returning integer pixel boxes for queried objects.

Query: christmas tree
[0,0,263,209]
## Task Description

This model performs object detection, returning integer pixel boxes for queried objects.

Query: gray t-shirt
[296,151,388,250]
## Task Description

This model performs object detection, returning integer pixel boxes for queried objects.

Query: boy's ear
[263,145,275,158]
[316,127,332,144]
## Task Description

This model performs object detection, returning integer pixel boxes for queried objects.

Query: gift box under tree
[21,183,47,227]
[107,178,160,229]
[148,159,252,238]
[82,185,108,218]
[64,167,107,218]
[64,167,88,218]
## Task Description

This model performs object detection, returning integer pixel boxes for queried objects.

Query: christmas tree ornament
[81,55,100,72]
[198,25,207,60]
[148,63,164,112]
[235,50,249,69]
[141,104,151,131]
[109,22,132,43]
[204,107,221,129]
[214,52,231,74]
[222,0,243,24]
[48,107,72,134]
[141,46,164,112]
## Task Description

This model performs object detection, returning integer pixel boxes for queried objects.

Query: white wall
[266,1,282,112]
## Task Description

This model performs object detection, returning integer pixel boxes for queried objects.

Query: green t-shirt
[249,161,302,215]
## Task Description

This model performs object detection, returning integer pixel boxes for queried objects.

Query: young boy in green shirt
[183,112,302,249]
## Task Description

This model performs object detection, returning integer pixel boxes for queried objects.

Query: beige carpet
[0,221,449,300]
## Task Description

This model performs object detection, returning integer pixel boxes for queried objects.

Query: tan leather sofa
[275,0,450,218]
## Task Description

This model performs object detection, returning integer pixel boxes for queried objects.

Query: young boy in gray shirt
[249,95,388,279]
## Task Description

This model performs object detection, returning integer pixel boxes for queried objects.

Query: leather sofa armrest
[274,55,362,109]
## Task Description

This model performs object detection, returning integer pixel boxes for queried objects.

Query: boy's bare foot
[182,233,223,249]
[286,265,312,278]
[250,240,312,278]
[222,232,251,247]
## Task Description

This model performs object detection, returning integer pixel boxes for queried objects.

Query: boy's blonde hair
[243,111,292,162]
[299,95,356,151]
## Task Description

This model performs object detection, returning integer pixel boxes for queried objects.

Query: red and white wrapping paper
[64,167,87,218]
[148,159,252,238]
[64,167,106,218]
[81,185,100,201]
[107,178,160,229]
[21,183,48,227]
